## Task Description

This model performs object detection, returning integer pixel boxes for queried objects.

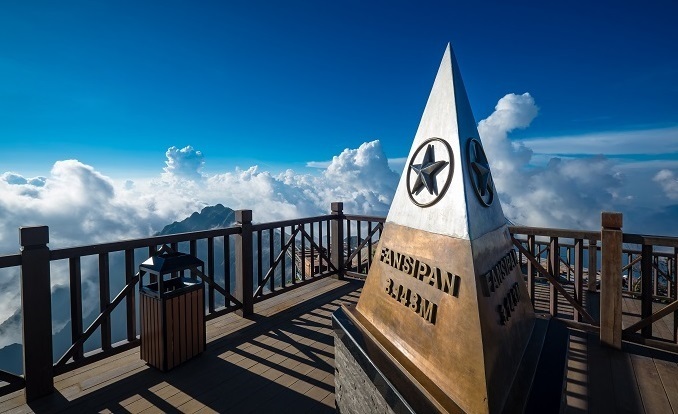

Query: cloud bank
[0,92,677,342]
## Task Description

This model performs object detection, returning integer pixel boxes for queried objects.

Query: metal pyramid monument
[349,44,536,413]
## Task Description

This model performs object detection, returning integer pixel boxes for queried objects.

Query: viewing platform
[0,206,677,413]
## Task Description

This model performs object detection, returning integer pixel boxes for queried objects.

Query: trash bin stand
[140,282,205,371]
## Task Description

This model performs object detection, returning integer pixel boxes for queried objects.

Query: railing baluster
[574,239,584,322]
[310,222,315,278]
[292,226,297,284]
[367,221,373,272]
[269,228,274,292]
[207,237,215,313]
[171,242,179,279]
[124,249,136,342]
[281,226,286,289]
[301,225,306,281]
[148,245,157,283]
[527,235,536,303]
[257,230,263,288]
[673,247,678,343]
[346,219,352,271]
[326,219,331,264]
[656,255,661,296]
[190,239,197,257]
[357,221,362,274]
[224,235,231,304]
[641,244,653,338]
[69,257,84,360]
[99,253,111,351]
[318,221,330,272]
[586,239,596,293]
[548,237,559,317]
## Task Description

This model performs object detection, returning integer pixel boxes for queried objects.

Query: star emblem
[406,138,454,208]
[409,144,449,196]
[468,138,494,206]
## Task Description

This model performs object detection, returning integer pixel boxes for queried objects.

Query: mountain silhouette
[157,204,236,235]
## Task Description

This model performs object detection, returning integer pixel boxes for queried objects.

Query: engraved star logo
[468,138,494,206]
[406,138,454,208]
[409,144,449,195]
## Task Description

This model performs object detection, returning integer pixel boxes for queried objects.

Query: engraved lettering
[402,256,413,275]
[498,305,507,325]
[417,262,431,282]
[398,287,410,306]
[380,247,389,263]
[394,252,404,272]
[419,299,437,324]
[385,278,394,294]
[439,271,454,294]
[409,292,420,312]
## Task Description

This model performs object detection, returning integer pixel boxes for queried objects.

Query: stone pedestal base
[333,305,567,413]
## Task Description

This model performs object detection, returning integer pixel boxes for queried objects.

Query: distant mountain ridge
[157,204,236,235]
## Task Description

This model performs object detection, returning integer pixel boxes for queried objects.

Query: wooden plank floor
[0,277,362,414]
[550,284,678,414]
[2,277,678,413]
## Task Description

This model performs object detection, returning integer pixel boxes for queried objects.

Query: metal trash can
[139,245,206,371]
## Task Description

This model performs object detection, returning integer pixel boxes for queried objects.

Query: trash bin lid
[139,244,204,274]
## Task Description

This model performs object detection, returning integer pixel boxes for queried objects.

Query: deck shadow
[21,279,363,413]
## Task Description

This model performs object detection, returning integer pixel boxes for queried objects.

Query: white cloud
[1,172,46,187]
[654,169,678,200]
[520,126,678,156]
[163,145,205,180]
[478,93,629,230]
[0,140,398,335]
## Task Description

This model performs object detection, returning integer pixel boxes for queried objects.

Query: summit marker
[334,44,550,414]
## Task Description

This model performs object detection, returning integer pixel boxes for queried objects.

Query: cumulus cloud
[478,93,627,230]
[654,169,678,200]
[1,172,46,187]
[0,140,398,337]
[163,145,205,180]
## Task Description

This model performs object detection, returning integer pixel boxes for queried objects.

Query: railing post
[19,226,54,401]
[331,202,345,280]
[587,239,598,292]
[235,210,254,317]
[600,212,623,349]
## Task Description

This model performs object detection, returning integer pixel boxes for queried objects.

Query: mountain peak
[157,204,236,235]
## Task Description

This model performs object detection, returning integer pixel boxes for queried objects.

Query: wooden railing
[0,254,24,395]
[0,202,387,401]
[512,214,678,353]
[2,206,677,401]
[511,227,599,328]
[342,213,384,279]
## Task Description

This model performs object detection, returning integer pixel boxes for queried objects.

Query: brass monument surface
[345,44,536,413]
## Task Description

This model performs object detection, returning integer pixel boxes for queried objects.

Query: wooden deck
[0,277,362,414]
[2,278,678,413]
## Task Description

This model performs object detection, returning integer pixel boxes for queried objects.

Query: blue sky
[1,0,676,178]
